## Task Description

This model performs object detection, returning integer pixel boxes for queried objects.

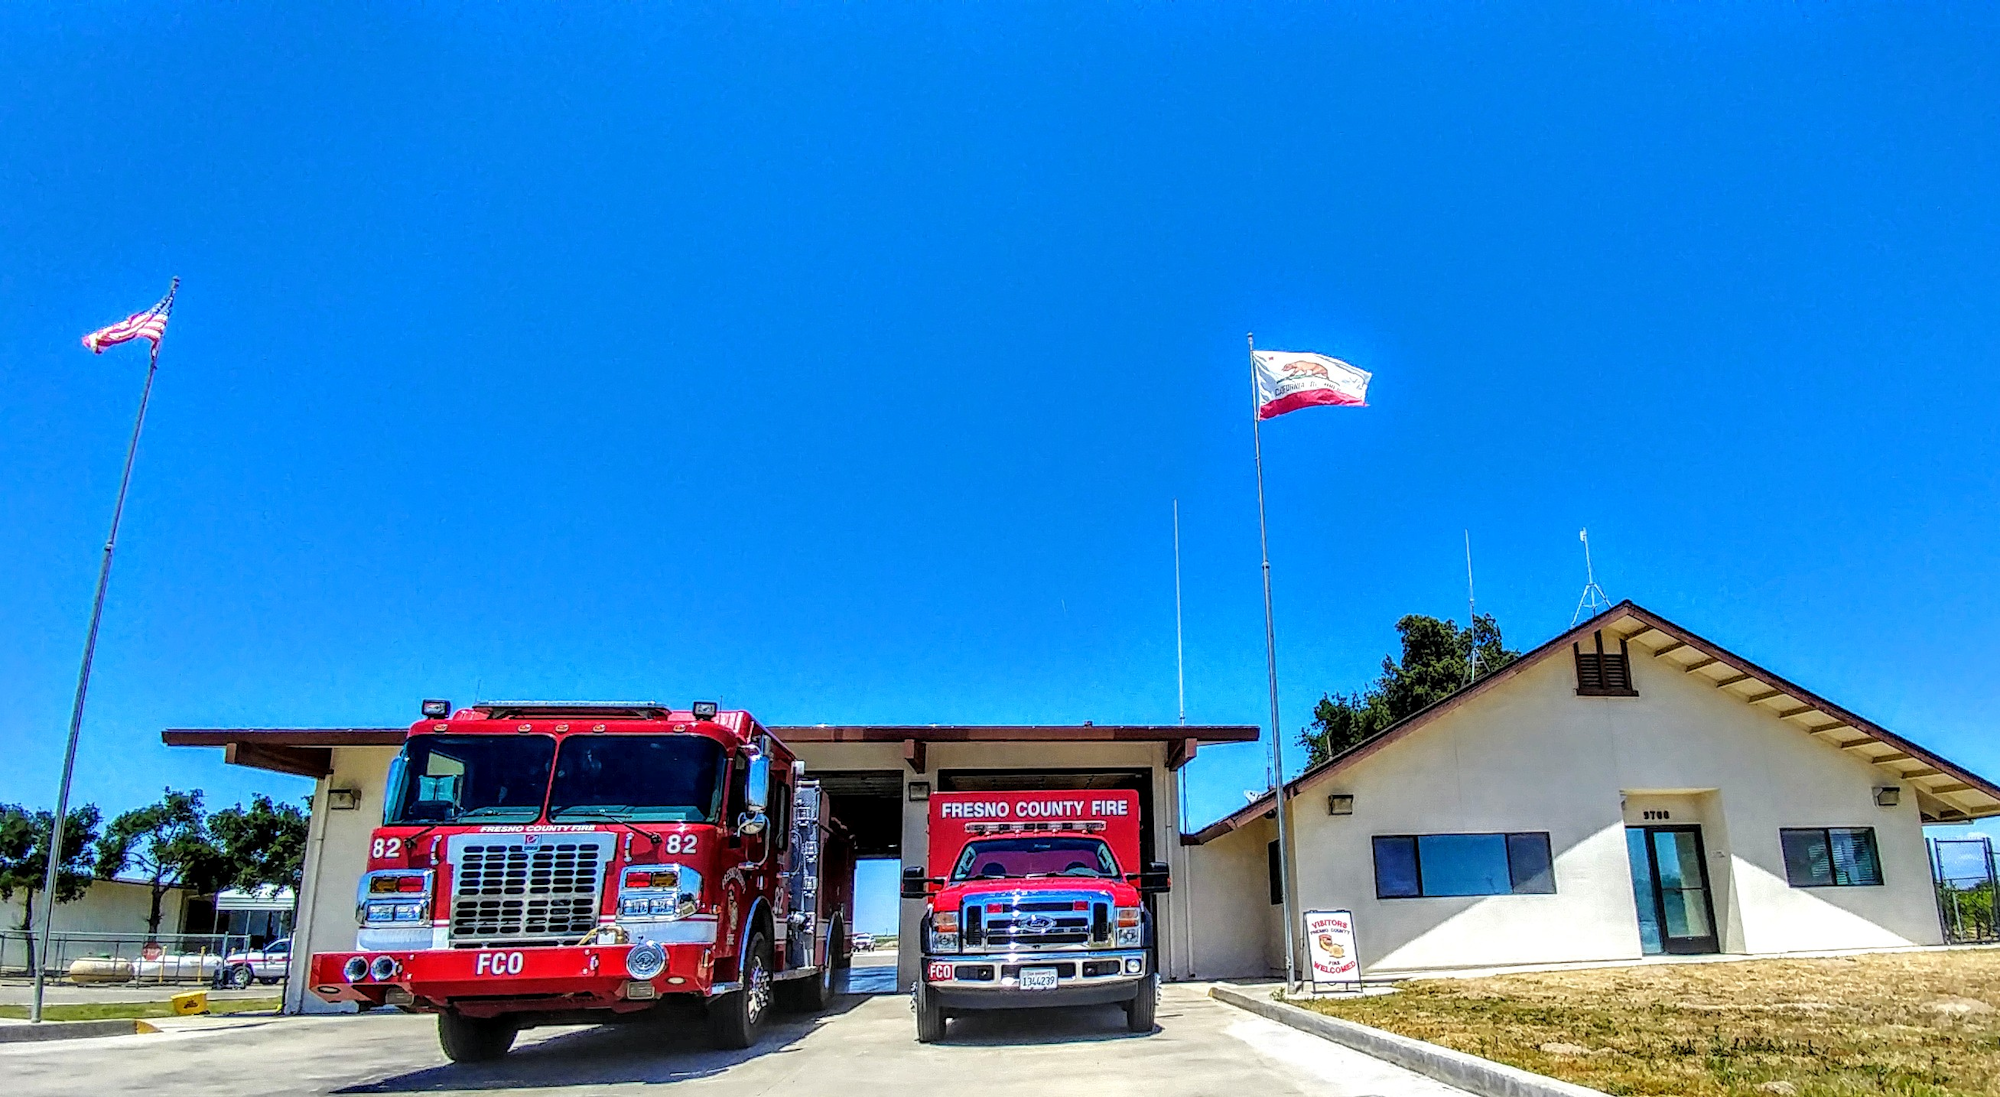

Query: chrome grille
[450,838,607,946]
[969,891,1105,950]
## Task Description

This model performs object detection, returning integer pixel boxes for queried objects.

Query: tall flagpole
[1172,500,1196,977]
[1248,332,1299,993]
[32,288,171,1023]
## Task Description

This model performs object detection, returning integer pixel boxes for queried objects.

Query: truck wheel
[913,980,946,1044]
[708,930,774,1049]
[1124,973,1158,1033]
[438,1011,518,1062]
[226,964,254,990]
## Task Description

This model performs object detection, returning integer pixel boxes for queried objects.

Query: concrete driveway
[2,966,1468,1097]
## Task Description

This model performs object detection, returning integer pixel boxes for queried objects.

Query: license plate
[1018,967,1059,991]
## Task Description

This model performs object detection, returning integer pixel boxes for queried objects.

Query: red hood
[934,876,1139,909]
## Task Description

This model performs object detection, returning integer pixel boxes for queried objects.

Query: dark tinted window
[1781,828,1882,887]
[1372,832,1559,898]
[548,735,726,823]
[1372,836,1420,898]
[385,735,555,824]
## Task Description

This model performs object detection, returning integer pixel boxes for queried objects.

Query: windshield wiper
[547,808,662,855]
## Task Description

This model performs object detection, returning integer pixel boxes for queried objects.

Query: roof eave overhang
[1185,600,2000,844]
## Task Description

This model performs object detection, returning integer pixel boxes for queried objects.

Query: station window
[1780,827,1883,887]
[1373,832,1556,898]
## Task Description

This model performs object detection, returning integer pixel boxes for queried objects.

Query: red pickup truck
[903,790,1169,1042]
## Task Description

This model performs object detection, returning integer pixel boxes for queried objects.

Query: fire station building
[165,601,2000,1008]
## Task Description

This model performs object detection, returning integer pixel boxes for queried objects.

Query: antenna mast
[1464,530,1479,686]
[1173,500,1186,727]
[1571,527,1611,625]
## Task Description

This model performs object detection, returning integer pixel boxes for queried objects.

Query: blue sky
[5,3,2000,902]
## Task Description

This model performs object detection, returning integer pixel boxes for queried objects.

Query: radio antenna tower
[1464,530,1479,686]
[1570,527,1611,625]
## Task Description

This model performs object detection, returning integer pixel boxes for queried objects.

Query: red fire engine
[902,790,1169,1042]
[307,701,849,1061]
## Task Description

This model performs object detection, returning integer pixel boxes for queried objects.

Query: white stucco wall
[1195,641,1944,978]
[1183,816,1276,979]
[285,745,396,1013]
[1,878,189,943]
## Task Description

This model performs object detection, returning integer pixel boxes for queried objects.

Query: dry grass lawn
[1300,949,2000,1097]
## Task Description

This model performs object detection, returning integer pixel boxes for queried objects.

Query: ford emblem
[1023,915,1057,933]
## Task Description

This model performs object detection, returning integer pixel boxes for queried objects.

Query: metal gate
[1931,837,1999,944]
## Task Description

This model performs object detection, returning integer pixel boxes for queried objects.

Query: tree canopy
[207,795,310,892]
[95,788,227,936]
[0,802,103,954]
[1300,613,1521,768]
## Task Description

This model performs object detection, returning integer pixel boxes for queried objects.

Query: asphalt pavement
[0,956,1470,1097]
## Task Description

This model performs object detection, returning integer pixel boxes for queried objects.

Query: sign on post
[1303,909,1359,992]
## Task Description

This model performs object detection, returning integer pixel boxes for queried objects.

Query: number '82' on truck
[307,703,850,1062]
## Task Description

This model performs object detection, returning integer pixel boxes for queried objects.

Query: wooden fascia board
[1614,607,2000,817]
[224,741,333,778]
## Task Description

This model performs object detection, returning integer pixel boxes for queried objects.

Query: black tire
[1125,972,1158,1032]
[708,930,774,1049]
[914,979,946,1044]
[437,1011,518,1063]
[778,920,837,1012]
[226,964,254,990]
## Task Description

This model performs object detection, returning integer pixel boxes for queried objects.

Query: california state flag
[1253,350,1371,419]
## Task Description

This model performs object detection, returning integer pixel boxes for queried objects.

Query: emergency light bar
[964,820,1106,836]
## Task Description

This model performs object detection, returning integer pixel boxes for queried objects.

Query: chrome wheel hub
[747,955,772,1022]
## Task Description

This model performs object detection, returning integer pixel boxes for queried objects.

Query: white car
[852,932,876,952]
[219,938,291,988]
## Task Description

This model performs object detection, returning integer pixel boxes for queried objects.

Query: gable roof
[1187,600,2000,844]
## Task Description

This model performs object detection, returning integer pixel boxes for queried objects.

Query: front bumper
[922,949,1148,1011]
[308,943,710,1016]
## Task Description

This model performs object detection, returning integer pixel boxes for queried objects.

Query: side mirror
[742,744,769,815]
[900,866,931,900]
[1138,861,1172,894]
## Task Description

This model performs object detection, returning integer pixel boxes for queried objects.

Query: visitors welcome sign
[1304,909,1359,990]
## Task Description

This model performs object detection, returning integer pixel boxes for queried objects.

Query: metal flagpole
[1248,332,1300,993]
[31,299,169,1024]
[1172,500,1196,977]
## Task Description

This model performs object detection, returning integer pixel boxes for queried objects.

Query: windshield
[951,837,1120,881]
[384,735,555,825]
[548,735,727,823]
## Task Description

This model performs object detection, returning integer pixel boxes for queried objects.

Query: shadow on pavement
[335,994,872,1093]
[938,1004,1156,1047]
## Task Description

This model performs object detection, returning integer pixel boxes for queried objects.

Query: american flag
[82,278,177,354]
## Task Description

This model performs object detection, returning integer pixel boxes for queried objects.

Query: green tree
[1301,613,1520,768]
[94,788,227,938]
[207,795,310,892]
[0,803,103,972]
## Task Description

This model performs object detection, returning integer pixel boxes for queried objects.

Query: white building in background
[1185,601,2000,978]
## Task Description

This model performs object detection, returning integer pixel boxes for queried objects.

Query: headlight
[617,864,701,922]
[929,931,960,953]
[342,956,369,982]
[1115,907,1143,947]
[928,911,959,953]
[625,941,667,980]
[356,870,433,926]
[369,955,401,981]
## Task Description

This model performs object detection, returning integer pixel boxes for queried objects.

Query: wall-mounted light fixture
[908,781,931,802]
[1874,786,1901,808]
[1327,793,1354,816]
[328,787,362,811]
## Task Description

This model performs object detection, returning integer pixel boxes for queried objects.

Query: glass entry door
[1626,825,1719,955]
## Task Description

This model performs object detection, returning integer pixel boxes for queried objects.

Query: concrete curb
[0,1019,158,1043]
[1209,984,1607,1097]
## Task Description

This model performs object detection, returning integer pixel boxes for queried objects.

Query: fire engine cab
[307,701,849,1061]
[902,790,1169,1042]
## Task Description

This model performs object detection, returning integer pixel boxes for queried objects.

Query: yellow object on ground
[168,991,208,1016]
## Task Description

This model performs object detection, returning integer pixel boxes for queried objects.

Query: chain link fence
[0,931,250,985]
[1931,836,1999,944]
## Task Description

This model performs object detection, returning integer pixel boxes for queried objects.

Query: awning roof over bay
[163,722,1260,778]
